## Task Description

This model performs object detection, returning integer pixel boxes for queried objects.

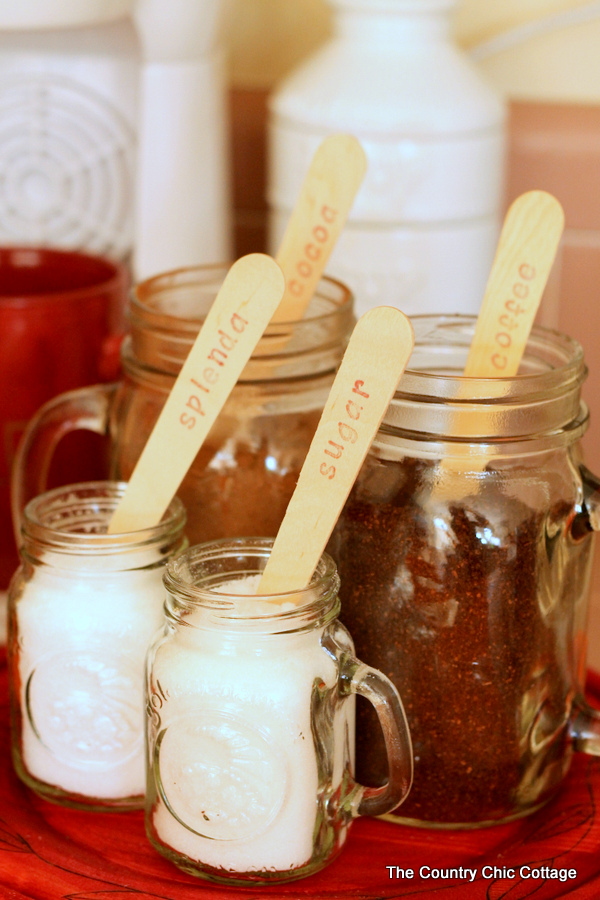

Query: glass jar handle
[571,697,600,755]
[577,465,600,535]
[338,651,413,818]
[567,465,600,753]
[10,383,118,544]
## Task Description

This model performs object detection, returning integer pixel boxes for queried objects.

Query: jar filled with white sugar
[145,537,413,885]
[8,481,187,811]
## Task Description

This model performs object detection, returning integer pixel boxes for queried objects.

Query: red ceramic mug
[0,246,128,589]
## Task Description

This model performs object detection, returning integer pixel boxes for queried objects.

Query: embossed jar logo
[154,710,289,841]
[25,651,142,768]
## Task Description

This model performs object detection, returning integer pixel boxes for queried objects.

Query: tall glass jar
[8,481,186,811]
[12,264,354,548]
[329,314,600,828]
[145,538,413,884]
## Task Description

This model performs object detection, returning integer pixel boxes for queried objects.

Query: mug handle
[326,634,413,818]
[11,383,118,544]
[569,464,600,753]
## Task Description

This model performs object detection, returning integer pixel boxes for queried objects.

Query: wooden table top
[1,660,599,900]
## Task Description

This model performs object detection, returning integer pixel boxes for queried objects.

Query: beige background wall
[224,0,600,99]
[224,0,332,89]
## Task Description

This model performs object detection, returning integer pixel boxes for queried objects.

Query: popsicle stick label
[108,254,285,534]
[483,263,535,374]
[432,191,564,501]
[319,380,372,480]
[272,133,367,324]
[258,306,414,595]
[464,191,564,378]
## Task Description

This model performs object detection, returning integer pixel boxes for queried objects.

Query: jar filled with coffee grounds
[330,314,600,828]
[14,264,354,547]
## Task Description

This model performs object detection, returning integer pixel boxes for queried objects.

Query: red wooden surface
[0,659,599,899]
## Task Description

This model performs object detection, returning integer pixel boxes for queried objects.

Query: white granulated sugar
[17,559,166,800]
[213,573,262,594]
[150,573,342,874]
[212,573,298,615]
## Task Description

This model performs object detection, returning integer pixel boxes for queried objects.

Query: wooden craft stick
[107,254,285,534]
[258,306,414,595]
[272,133,367,324]
[463,190,565,378]
[433,191,564,500]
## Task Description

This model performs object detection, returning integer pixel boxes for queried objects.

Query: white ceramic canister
[0,0,231,275]
[0,3,138,260]
[8,481,187,810]
[268,0,506,318]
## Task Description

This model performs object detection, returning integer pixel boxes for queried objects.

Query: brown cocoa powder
[113,404,321,544]
[162,407,322,545]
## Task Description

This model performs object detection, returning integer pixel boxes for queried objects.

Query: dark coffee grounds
[330,453,591,825]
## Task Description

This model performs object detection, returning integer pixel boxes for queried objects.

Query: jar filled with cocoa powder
[13,264,354,547]
[329,314,600,828]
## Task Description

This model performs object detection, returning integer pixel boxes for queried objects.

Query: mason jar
[145,538,413,884]
[8,481,186,810]
[329,314,600,828]
[12,264,354,547]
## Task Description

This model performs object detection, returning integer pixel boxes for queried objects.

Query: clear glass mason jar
[8,481,186,811]
[12,264,354,547]
[145,538,413,885]
[329,314,600,828]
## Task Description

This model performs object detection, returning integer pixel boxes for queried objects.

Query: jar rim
[163,537,340,628]
[379,315,587,442]
[125,263,354,381]
[21,481,187,555]
[133,263,353,332]
[397,315,585,401]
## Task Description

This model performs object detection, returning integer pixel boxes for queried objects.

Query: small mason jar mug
[12,264,354,549]
[145,538,413,885]
[8,481,186,811]
[330,314,600,828]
